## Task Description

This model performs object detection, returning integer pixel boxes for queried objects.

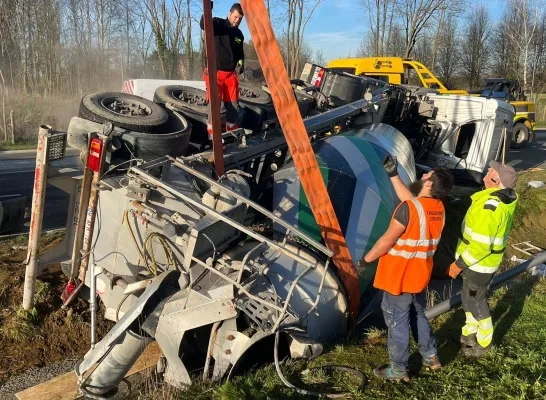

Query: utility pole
[126,1,130,76]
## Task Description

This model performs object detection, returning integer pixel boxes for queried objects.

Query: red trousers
[203,68,240,139]
[203,68,240,103]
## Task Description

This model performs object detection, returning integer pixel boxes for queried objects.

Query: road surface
[0,156,81,234]
[1,130,545,236]
[504,129,546,170]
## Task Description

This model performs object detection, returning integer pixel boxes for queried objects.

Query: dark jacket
[200,16,244,71]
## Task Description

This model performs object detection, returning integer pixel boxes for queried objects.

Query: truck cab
[327,57,536,148]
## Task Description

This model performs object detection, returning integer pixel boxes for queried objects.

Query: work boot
[422,355,442,371]
[462,343,492,358]
[373,365,410,382]
[460,333,477,347]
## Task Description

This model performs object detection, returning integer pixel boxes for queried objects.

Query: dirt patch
[0,232,112,385]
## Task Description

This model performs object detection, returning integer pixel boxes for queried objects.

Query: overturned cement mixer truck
[36,62,515,397]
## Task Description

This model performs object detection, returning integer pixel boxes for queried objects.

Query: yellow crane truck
[327,57,536,148]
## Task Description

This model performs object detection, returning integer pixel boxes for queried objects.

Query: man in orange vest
[360,156,454,382]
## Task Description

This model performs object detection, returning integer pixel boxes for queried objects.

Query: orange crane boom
[239,0,360,320]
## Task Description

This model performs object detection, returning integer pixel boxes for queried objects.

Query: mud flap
[0,195,27,234]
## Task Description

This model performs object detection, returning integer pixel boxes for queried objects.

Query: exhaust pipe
[425,251,546,320]
[79,330,153,398]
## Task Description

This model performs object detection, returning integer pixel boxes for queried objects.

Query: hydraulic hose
[273,330,367,398]
[425,251,546,320]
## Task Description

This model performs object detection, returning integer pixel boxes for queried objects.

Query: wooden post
[23,125,51,310]
[2,97,6,141]
[10,109,14,144]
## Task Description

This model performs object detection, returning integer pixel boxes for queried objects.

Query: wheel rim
[514,127,528,143]
[239,86,261,99]
[173,90,208,106]
[101,97,153,116]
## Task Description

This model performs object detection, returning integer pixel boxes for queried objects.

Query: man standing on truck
[448,161,518,357]
[200,2,245,141]
[359,157,453,382]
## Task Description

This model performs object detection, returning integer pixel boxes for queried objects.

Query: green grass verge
[134,277,546,400]
[535,121,546,128]
[0,142,37,151]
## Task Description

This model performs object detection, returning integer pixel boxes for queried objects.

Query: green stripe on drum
[297,155,329,242]
[343,136,398,292]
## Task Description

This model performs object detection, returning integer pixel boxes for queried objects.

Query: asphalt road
[1,130,545,236]
[504,129,546,170]
[0,156,81,234]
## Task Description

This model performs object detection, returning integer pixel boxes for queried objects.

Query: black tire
[238,82,272,106]
[154,85,210,115]
[79,92,169,133]
[511,122,529,149]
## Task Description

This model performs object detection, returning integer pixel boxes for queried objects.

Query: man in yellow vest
[449,161,518,357]
[360,156,453,382]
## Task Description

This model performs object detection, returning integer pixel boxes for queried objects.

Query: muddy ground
[0,232,112,386]
[0,169,544,395]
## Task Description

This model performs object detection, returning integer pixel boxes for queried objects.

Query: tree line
[0,0,324,97]
[359,0,546,101]
[0,0,545,101]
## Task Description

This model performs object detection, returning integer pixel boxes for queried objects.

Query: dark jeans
[381,290,437,371]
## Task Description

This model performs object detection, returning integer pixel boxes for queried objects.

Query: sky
[207,0,506,62]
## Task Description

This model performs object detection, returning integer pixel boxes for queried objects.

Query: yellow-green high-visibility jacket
[455,187,518,274]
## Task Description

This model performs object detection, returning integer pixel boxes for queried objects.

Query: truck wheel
[239,82,272,105]
[79,92,169,133]
[154,85,210,115]
[511,122,529,149]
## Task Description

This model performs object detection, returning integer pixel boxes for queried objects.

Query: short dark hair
[230,3,243,15]
[429,167,454,199]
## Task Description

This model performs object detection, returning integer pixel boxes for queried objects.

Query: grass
[0,142,37,151]
[126,277,546,400]
[512,170,546,230]
[0,92,80,148]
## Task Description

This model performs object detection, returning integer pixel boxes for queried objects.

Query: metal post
[22,125,51,310]
[90,264,103,348]
[78,159,102,282]
[202,0,225,177]
[69,134,95,280]
[62,134,108,309]
[501,126,507,164]
[425,251,546,320]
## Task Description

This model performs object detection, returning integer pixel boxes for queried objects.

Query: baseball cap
[489,161,517,189]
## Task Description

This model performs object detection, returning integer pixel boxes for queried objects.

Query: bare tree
[460,4,490,90]
[139,0,186,79]
[529,15,546,101]
[395,0,463,58]
[412,35,435,68]
[489,18,515,78]
[504,0,541,90]
[313,49,325,66]
[361,0,396,56]
[282,0,323,78]
[435,15,459,87]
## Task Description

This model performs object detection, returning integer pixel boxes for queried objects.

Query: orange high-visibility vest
[373,197,445,295]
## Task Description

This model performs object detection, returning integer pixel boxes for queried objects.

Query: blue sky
[208,0,505,62]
